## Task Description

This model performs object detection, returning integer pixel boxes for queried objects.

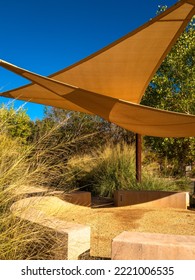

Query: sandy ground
[11,194,195,259]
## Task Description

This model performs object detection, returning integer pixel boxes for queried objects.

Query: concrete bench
[114,190,189,209]
[112,231,195,260]
[10,197,90,260]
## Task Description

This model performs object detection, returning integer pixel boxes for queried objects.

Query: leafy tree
[0,104,32,144]
[141,9,195,175]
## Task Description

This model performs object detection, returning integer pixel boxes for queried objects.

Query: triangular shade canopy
[0,0,195,137]
[1,59,195,138]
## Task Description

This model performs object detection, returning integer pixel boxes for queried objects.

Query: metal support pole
[136,133,142,183]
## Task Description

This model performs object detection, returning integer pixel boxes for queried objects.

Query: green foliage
[66,143,181,197]
[144,137,195,176]
[142,13,195,174]
[66,143,135,196]
[142,16,195,114]
[0,104,32,144]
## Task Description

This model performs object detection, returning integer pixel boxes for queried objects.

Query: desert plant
[66,142,187,197]
[66,143,134,196]
[0,113,84,259]
[0,133,56,259]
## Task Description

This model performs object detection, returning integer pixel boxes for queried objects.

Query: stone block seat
[10,197,90,260]
[112,231,195,260]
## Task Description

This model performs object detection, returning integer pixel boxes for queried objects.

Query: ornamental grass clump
[0,108,99,259]
[66,143,136,197]
[0,133,59,259]
[66,142,182,197]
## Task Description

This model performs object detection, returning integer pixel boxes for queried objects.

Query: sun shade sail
[0,0,195,137]
[1,58,195,138]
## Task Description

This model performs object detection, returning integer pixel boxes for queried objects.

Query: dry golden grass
[11,195,195,259]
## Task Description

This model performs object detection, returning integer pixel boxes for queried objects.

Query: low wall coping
[112,231,195,260]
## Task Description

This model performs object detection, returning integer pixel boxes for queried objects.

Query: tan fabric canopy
[1,58,195,138]
[0,0,195,137]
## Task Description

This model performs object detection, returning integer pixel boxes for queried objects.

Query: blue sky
[0,0,177,121]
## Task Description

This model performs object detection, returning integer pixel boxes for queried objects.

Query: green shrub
[0,104,32,144]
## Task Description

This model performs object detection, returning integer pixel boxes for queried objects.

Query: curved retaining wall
[114,190,189,209]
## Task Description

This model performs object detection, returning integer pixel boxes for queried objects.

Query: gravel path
[11,195,195,259]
